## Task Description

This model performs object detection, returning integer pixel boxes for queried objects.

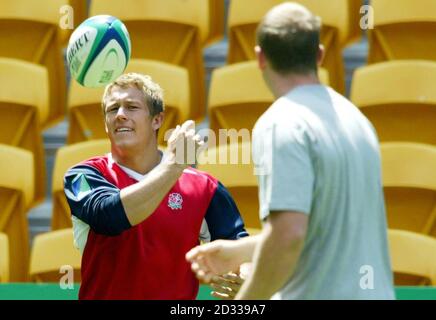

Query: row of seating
[2,0,435,129]
[0,0,225,129]
[0,229,81,283]
[1,56,434,210]
[1,0,435,283]
[2,228,435,285]
[49,140,436,236]
[197,141,436,236]
[0,139,434,281]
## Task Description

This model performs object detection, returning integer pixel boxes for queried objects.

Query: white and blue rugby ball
[67,15,131,88]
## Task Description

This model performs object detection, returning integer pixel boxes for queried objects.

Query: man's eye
[128,105,138,110]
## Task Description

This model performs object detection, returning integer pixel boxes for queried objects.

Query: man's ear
[152,112,164,131]
[317,44,325,67]
[255,45,267,70]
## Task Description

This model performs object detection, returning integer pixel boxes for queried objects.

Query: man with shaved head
[187,2,394,300]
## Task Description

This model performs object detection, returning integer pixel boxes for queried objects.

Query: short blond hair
[102,72,164,115]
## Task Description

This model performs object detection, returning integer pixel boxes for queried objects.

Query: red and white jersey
[64,154,247,300]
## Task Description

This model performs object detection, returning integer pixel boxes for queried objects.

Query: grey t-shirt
[252,84,395,300]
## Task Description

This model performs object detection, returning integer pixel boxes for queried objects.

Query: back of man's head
[256,2,321,75]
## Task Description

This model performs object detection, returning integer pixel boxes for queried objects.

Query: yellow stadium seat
[388,229,436,286]
[0,145,34,281]
[368,0,436,63]
[208,61,274,136]
[51,140,111,230]
[245,228,262,236]
[208,61,329,135]
[350,60,436,145]
[0,233,9,283]
[60,0,89,47]
[69,0,88,24]
[345,0,363,46]
[205,0,226,46]
[29,229,81,282]
[90,0,206,122]
[0,58,48,205]
[227,0,348,93]
[0,0,68,127]
[67,59,190,146]
[197,142,261,229]
[381,143,436,237]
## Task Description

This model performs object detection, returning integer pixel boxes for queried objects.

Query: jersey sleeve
[64,164,132,236]
[203,181,249,241]
[255,122,315,220]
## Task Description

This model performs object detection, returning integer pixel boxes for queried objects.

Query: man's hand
[166,120,204,168]
[210,272,244,300]
[186,240,243,283]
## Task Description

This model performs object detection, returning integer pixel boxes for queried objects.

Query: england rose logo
[168,193,183,210]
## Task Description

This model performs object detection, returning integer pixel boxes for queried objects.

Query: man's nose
[116,106,128,120]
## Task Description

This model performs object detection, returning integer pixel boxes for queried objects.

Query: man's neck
[111,145,162,175]
[266,70,321,99]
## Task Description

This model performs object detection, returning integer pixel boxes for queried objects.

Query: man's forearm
[120,162,184,226]
[235,231,304,300]
[233,234,263,264]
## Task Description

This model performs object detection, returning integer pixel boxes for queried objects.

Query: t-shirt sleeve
[64,164,132,236]
[255,123,315,220]
[203,181,249,241]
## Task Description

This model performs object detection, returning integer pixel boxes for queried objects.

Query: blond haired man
[64,73,248,299]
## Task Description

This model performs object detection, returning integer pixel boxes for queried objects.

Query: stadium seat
[60,0,89,46]
[69,0,88,24]
[350,60,436,145]
[205,0,226,46]
[227,0,348,93]
[0,145,34,281]
[51,140,111,230]
[0,233,9,283]
[90,0,206,122]
[388,229,436,286]
[381,143,436,237]
[245,228,262,236]
[197,141,261,229]
[0,0,68,127]
[345,0,363,46]
[67,59,190,146]
[208,61,329,135]
[29,229,81,282]
[368,0,436,63]
[0,57,48,205]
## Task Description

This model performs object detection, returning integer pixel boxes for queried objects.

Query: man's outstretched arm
[186,234,261,282]
[235,211,308,300]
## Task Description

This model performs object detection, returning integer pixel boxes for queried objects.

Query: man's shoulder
[81,155,109,167]
[254,94,305,131]
[67,155,109,176]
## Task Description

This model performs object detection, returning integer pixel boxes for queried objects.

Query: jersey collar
[108,151,165,181]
